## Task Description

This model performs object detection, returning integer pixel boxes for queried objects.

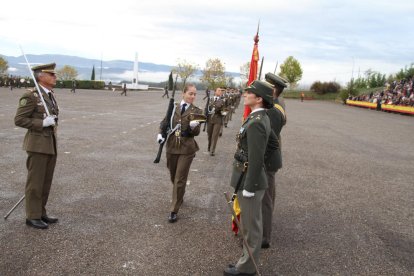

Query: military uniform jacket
[264,98,286,172]
[230,110,271,192]
[161,103,203,155]
[14,87,59,155]
[208,97,225,125]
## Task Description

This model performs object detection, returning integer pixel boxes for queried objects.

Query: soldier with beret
[121,83,127,96]
[70,79,76,94]
[157,83,203,223]
[14,63,59,229]
[261,73,288,249]
[162,84,169,98]
[207,87,225,156]
[224,80,273,276]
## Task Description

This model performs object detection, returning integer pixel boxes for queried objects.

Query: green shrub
[338,90,349,104]
[310,81,341,94]
[57,80,105,89]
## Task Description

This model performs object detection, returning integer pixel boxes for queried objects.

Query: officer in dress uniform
[207,87,225,156]
[157,83,203,223]
[224,80,273,276]
[14,63,59,229]
[261,73,288,249]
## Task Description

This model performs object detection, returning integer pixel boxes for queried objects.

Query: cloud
[1,0,413,86]
[105,70,171,83]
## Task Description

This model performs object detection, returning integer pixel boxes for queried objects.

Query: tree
[226,74,235,88]
[56,65,78,80]
[91,65,95,80]
[279,56,303,89]
[0,56,8,75]
[200,58,226,89]
[346,78,358,96]
[239,62,250,85]
[175,59,198,88]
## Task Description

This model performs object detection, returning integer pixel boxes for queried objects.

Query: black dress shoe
[41,215,59,223]
[223,265,256,275]
[210,152,215,156]
[168,212,177,223]
[261,241,270,249]
[26,219,48,229]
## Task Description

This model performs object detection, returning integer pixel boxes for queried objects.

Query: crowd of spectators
[349,77,414,107]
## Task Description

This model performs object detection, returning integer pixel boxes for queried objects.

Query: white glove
[157,133,165,144]
[189,121,200,129]
[42,115,56,127]
[242,189,255,198]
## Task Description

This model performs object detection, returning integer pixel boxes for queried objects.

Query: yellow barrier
[346,100,377,109]
[382,104,414,115]
[346,100,414,115]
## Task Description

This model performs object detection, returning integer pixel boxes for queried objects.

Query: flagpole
[100,53,103,81]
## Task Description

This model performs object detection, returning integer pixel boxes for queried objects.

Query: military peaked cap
[245,80,273,106]
[265,73,288,88]
[31,63,56,74]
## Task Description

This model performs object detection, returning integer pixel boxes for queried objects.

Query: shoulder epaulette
[274,103,286,119]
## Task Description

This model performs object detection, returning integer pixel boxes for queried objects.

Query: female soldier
[157,83,203,223]
[224,80,273,276]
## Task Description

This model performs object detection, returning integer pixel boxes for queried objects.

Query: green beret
[245,80,273,106]
[31,63,56,74]
[265,73,287,88]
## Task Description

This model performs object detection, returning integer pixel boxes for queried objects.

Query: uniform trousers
[236,189,265,274]
[25,151,57,219]
[166,153,195,213]
[224,113,229,126]
[262,170,277,244]
[207,122,221,154]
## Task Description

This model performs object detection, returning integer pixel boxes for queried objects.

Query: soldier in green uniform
[207,87,225,156]
[224,80,273,276]
[261,73,288,249]
[14,63,59,229]
[157,83,203,223]
[223,88,231,128]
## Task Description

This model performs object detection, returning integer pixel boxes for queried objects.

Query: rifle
[258,56,264,80]
[273,61,278,74]
[202,93,210,132]
[154,74,178,163]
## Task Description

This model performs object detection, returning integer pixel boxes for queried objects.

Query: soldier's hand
[242,189,255,198]
[189,120,200,129]
[157,133,165,144]
[43,115,56,127]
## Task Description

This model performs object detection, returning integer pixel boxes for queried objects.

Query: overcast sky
[1,0,413,85]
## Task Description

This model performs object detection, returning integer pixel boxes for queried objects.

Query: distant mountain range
[1,54,240,84]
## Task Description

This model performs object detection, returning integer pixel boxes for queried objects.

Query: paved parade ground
[0,87,413,275]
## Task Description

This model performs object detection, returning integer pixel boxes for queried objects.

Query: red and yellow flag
[243,29,260,120]
[232,197,241,235]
